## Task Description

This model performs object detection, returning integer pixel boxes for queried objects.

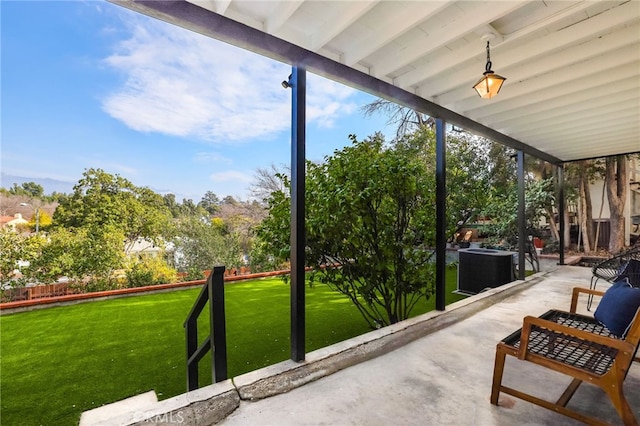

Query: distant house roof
[0,213,29,231]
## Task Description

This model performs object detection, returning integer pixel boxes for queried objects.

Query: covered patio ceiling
[113,0,639,164]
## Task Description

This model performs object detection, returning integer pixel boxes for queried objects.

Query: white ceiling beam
[496,96,639,134]
[529,133,639,158]
[515,111,640,141]
[265,0,304,34]
[547,141,639,162]
[529,126,640,144]
[190,0,230,15]
[310,1,379,51]
[416,1,640,99]
[557,138,640,152]
[534,129,639,149]
[497,0,640,69]
[463,59,639,121]
[342,1,449,67]
[437,27,640,108]
[373,1,525,79]
[475,76,639,127]
[396,0,597,88]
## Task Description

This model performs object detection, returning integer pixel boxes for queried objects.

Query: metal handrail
[184,266,227,391]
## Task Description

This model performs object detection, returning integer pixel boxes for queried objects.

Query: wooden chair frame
[491,288,639,425]
[588,247,640,310]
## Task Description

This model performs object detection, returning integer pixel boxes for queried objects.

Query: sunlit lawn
[0,267,464,425]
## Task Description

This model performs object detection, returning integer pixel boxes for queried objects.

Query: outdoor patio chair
[458,230,473,248]
[491,286,640,425]
[588,247,640,310]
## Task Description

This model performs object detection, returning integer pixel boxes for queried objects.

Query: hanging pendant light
[473,40,506,99]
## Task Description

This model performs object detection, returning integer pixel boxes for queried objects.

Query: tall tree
[361,99,434,138]
[198,191,220,215]
[163,193,181,218]
[0,229,45,289]
[249,164,288,203]
[54,168,173,251]
[173,216,242,273]
[26,225,126,287]
[606,156,628,253]
[8,182,44,198]
[258,132,437,328]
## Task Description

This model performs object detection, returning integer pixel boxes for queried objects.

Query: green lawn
[0,267,464,425]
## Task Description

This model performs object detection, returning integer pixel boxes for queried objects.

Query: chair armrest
[517,315,634,361]
[570,287,606,313]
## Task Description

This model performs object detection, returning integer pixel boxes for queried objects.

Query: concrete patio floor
[87,265,639,425]
[220,265,639,426]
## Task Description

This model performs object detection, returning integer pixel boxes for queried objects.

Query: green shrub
[125,256,178,288]
[184,267,205,281]
[82,277,121,293]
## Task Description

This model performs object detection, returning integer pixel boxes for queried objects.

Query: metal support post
[289,67,306,362]
[435,118,447,311]
[558,164,565,265]
[517,150,526,280]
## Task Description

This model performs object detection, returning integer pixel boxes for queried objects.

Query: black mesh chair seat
[492,289,639,424]
[501,310,618,376]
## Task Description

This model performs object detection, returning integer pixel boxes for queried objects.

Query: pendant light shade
[473,41,506,99]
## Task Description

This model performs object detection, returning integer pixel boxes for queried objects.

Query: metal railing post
[210,266,227,382]
[185,266,227,392]
[185,316,199,391]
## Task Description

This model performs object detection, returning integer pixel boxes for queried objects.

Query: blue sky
[1,1,391,201]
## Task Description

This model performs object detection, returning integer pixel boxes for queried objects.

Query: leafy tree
[443,132,493,238]
[173,217,242,273]
[53,168,173,251]
[179,198,205,218]
[26,210,53,232]
[8,182,44,198]
[163,193,181,218]
[483,177,555,247]
[0,229,45,289]
[21,182,45,198]
[198,191,220,215]
[258,132,437,328]
[49,191,70,204]
[362,98,501,240]
[222,195,238,206]
[26,225,126,288]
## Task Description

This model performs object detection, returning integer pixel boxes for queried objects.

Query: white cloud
[210,171,253,183]
[194,152,232,164]
[102,15,359,142]
[306,75,358,128]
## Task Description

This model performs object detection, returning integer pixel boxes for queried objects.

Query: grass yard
[0,267,464,425]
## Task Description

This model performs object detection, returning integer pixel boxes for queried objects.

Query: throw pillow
[594,279,640,338]
[614,258,640,287]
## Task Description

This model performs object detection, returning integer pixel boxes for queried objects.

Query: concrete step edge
[79,390,158,426]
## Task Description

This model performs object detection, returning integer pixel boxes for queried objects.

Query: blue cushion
[594,280,640,338]
[614,258,640,287]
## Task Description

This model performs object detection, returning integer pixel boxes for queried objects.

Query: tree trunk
[594,182,606,252]
[546,206,559,242]
[578,161,595,253]
[578,175,591,253]
[583,173,595,251]
[606,156,627,253]
[564,208,571,249]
